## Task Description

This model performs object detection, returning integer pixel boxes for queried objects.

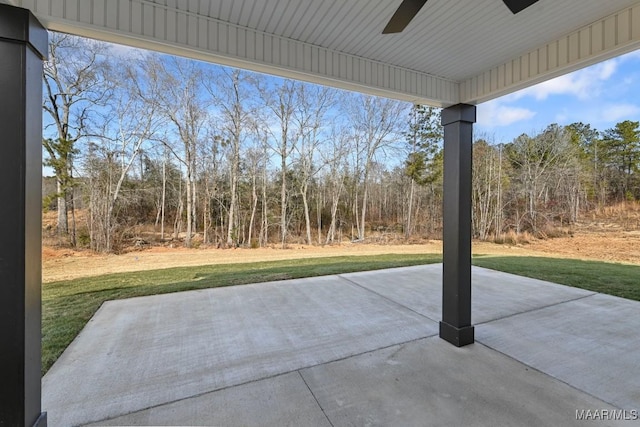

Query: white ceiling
[6,0,640,106]
[153,0,636,81]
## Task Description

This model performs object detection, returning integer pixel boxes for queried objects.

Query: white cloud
[563,103,640,129]
[601,103,640,122]
[477,100,536,127]
[477,50,640,140]
[597,60,618,79]
[509,58,619,101]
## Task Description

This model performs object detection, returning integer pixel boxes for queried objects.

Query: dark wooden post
[439,103,475,347]
[0,4,48,426]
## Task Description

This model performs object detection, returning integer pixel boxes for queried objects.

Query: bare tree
[43,32,113,243]
[159,144,169,240]
[293,85,335,244]
[507,125,574,233]
[44,37,640,252]
[147,56,208,247]
[345,94,407,240]
[322,126,351,244]
[263,79,300,247]
[255,125,272,247]
[244,141,263,247]
[204,68,256,246]
[472,138,503,240]
[86,55,162,251]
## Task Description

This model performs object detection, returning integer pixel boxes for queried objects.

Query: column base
[33,412,47,427]
[439,321,474,347]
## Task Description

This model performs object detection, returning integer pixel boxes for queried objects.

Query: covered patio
[1,0,640,425]
[43,265,640,425]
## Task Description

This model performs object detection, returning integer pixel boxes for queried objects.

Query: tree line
[43,33,640,252]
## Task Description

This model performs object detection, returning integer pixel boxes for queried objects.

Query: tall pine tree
[404,105,443,237]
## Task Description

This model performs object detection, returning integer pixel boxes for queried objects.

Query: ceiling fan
[382,0,539,34]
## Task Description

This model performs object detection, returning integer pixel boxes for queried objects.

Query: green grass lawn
[473,256,640,302]
[42,253,640,375]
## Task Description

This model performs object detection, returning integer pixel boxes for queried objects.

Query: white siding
[462,4,640,104]
[16,0,458,106]
[7,0,640,107]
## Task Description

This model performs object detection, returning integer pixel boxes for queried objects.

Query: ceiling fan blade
[382,0,428,34]
[502,0,539,14]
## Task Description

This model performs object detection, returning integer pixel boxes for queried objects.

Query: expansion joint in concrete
[298,371,335,427]
[337,275,439,323]
[475,293,597,327]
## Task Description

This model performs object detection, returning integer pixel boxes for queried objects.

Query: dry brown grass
[41,202,640,282]
[492,230,534,245]
[587,201,640,230]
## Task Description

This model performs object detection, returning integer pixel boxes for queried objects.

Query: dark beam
[440,103,475,347]
[0,4,48,426]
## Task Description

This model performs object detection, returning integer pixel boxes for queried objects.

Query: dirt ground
[42,230,640,283]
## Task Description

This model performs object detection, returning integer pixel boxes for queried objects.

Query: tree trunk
[161,156,166,240]
[69,186,77,247]
[326,183,343,244]
[353,190,360,240]
[316,192,322,245]
[358,170,370,240]
[280,156,287,248]
[192,179,197,234]
[203,194,209,245]
[185,173,192,247]
[261,169,268,247]
[248,174,258,247]
[301,182,312,244]
[56,180,68,237]
[174,178,183,240]
[227,141,239,246]
[406,179,415,238]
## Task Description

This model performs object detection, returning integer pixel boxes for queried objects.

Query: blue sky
[475,49,640,143]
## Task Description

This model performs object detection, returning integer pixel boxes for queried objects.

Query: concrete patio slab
[43,274,436,426]
[89,372,331,427]
[42,265,640,426]
[300,336,626,427]
[477,292,640,410]
[342,264,595,323]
